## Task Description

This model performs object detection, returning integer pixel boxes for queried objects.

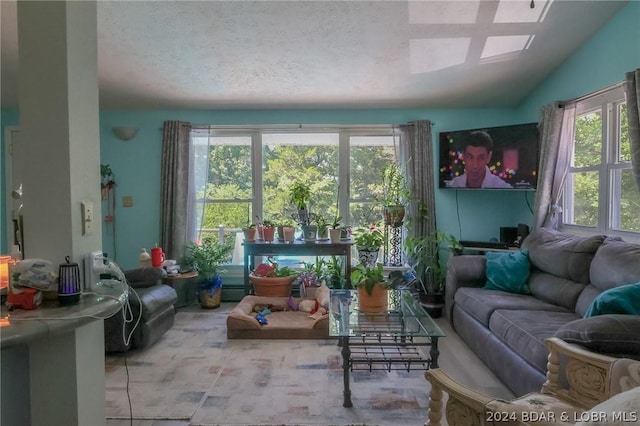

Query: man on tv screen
[447,131,512,189]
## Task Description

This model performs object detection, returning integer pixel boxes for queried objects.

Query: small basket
[199,288,221,309]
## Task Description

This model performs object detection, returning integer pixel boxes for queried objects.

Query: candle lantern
[58,256,81,305]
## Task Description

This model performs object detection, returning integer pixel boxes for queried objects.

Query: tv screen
[439,122,539,190]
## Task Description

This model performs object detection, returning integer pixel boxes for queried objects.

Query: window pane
[619,103,630,162]
[573,111,602,167]
[350,136,396,225]
[567,171,599,227]
[194,135,253,265]
[204,136,253,228]
[262,133,339,224]
[616,169,640,232]
[349,201,381,227]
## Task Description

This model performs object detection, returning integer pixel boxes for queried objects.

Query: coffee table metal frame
[328,289,445,407]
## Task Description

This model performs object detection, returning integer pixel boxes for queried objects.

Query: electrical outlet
[122,196,133,207]
[81,201,94,235]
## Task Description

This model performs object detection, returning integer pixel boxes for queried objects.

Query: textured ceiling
[0,0,629,110]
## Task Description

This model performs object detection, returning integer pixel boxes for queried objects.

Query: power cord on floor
[124,348,132,426]
[117,285,142,425]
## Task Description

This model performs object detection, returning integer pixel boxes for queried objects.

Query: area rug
[105,304,432,425]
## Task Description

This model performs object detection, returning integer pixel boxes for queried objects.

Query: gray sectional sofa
[445,227,640,397]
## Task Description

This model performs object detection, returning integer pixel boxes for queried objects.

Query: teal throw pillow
[584,282,640,317]
[484,249,531,295]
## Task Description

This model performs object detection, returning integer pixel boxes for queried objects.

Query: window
[189,126,398,265]
[562,85,640,235]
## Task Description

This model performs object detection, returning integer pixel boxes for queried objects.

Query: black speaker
[517,224,530,245]
[500,227,518,246]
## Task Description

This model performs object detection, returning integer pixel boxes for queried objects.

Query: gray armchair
[104,268,178,352]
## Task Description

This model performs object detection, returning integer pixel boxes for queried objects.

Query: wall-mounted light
[112,127,139,141]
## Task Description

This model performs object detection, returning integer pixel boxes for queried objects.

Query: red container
[151,247,165,267]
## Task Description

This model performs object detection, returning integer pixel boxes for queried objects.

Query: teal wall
[100,107,524,269]
[517,0,640,120]
[2,1,638,268]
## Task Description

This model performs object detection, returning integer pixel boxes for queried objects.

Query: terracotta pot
[383,205,405,227]
[249,273,295,297]
[243,228,257,242]
[262,227,275,242]
[282,226,296,242]
[358,284,388,313]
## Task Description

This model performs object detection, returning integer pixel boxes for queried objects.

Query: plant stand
[383,223,404,266]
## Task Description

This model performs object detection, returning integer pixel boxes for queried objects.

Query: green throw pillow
[584,282,640,317]
[484,249,531,295]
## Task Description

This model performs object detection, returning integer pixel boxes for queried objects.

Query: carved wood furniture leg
[425,369,492,426]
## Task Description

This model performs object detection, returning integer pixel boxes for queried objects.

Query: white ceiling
[0,0,629,110]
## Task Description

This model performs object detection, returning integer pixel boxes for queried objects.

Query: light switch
[81,201,94,235]
[122,196,133,207]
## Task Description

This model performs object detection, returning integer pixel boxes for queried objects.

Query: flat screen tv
[439,122,539,190]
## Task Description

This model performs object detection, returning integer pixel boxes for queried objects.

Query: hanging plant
[100,164,116,200]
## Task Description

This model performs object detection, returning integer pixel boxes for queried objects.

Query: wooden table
[243,239,354,294]
[164,271,199,308]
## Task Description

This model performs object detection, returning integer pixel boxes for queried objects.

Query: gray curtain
[398,120,436,242]
[625,68,640,192]
[532,102,575,230]
[160,120,192,262]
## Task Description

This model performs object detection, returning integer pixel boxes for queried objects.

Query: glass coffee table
[329,289,445,407]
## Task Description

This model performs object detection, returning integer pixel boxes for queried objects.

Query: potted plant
[380,163,409,227]
[242,223,257,242]
[351,263,388,313]
[314,214,330,240]
[298,258,324,297]
[352,224,384,267]
[183,237,234,309]
[327,215,342,242]
[325,255,346,289]
[289,180,312,225]
[249,258,299,297]
[261,218,276,242]
[404,231,461,318]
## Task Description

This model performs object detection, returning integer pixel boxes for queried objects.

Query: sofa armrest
[445,255,487,321]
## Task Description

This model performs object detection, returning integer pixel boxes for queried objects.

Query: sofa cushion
[554,315,640,358]
[528,271,586,311]
[522,228,606,284]
[484,250,531,295]
[585,282,640,317]
[590,238,640,291]
[455,287,570,327]
[489,309,581,372]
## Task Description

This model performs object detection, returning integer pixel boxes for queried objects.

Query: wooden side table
[164,271,199,308]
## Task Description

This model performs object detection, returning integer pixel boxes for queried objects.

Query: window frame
[561,84,638,241]
[189,124,399,269]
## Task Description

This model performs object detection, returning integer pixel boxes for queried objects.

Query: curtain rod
[559,81,624,107]
[161,122,434,131]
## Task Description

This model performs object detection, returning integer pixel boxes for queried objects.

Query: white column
[17,0,102,264]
